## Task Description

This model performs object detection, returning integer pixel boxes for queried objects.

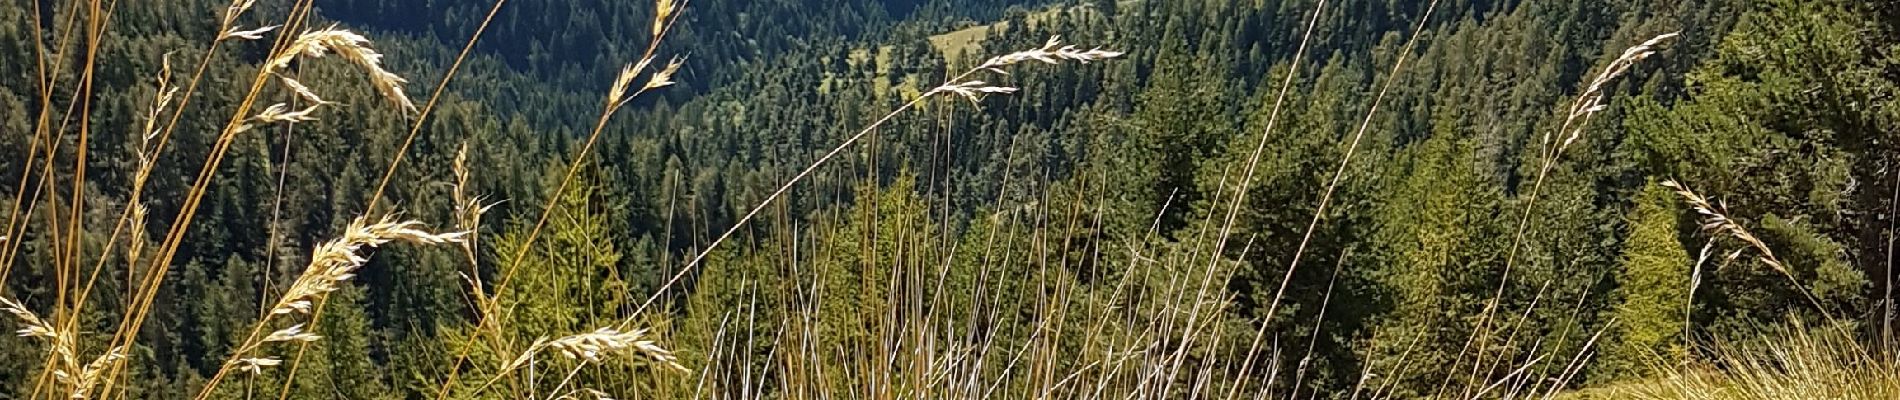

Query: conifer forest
[3,0,1900,398]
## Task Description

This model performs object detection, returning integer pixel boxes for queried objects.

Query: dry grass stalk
[930,36,1123,105]
[450,143,498,314]
[434,2,691,397]
[234,357,282,375]
[542,327,685,371]
[446,143,510,369]
[261,323,321,343]
[1,296,78,383]
[1660,179,1784,273]
[271,216,467,317]
[496,328,685,374]
[265,27,416,114]
[276,75,333,105]
[218,0,272,41]
[474,327,685,397]
[78,2,342,395]
[127,55,178,263]
[222,0,258,27]
[251,103,322,125]
[1660,179,1857,346]
[606,56,684,113]
[1453,31,1682,392]
[58,346,126,399]
[927,81,1019,105]
[189,217,464,399]
[606,58,651,109]
[975,36,1124,72]
[654,0,677,38]
[1550,32,1680,151]
[2,296,56,339]
[450,144,483,232]
[2,296,124,398]
[645,57,683,92]
[41,53,185,400]
[142,54,179,149]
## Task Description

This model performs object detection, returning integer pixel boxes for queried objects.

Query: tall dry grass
[1446,31,1681,398]
[2,1,1870,400]
[0,0,511,398]
[1600,323,1899,400]
[0,0,1502,397]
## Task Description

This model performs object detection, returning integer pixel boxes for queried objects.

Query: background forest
[3,0,1899,398]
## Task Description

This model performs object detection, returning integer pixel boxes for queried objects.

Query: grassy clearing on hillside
[929,4,1101,62]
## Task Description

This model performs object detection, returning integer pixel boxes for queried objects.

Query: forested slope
[1,0,1897,398]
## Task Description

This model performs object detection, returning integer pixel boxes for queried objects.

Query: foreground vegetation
[2,0,1899,398]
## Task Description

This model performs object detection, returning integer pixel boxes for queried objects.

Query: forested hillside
[2,0,1898,398]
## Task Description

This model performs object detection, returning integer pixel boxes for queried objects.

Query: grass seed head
[270,216,466,316]
[235,357,282,375]
[976,36,1125,72]
[654,0,676,38]
[543,327,687,372]
[219,25,278,41]
[0,297,56,339]
[267,27,416,114]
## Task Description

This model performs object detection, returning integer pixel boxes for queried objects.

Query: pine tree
[1358,133,1498,396]
[1598,181,1691,380]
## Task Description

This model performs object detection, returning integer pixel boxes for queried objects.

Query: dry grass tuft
[555,388,618,400]
[1623,324,1899,400]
